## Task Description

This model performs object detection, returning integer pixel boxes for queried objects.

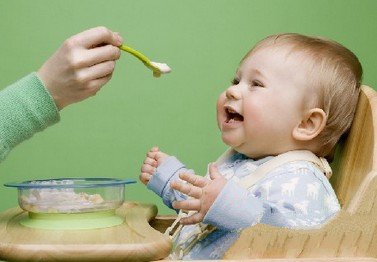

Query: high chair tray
[0,202,172,261]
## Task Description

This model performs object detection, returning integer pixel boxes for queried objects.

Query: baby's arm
[171,165,260,229]
[202,164,340,231]
[140,147,195,210]
[172,162,340,231]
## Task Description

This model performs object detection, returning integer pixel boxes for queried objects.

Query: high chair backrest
[331,85,377,213]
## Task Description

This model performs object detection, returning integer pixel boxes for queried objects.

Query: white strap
[238,150,332,190]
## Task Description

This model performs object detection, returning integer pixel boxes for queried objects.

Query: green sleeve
[0,73,60,162]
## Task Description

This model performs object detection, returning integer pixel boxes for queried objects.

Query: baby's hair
[245,33,363,158]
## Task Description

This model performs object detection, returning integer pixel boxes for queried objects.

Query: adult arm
[0,27,123,162]
[0,73,60,162]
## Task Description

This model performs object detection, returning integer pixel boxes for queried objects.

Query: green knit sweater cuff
[0,72,60,161]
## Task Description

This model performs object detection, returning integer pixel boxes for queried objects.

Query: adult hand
[171,164,227,225]
[37,26,123,110]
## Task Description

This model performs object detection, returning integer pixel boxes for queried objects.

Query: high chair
[152,85,377,261]
[1,87,375,262]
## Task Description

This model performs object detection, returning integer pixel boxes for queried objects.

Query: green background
[0,0,376,215]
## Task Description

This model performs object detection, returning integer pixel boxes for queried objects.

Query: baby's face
[217,45,311,158]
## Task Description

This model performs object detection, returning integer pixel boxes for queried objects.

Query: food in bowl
[4,178,136,213]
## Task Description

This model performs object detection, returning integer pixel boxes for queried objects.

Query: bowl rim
[4,177,136,189]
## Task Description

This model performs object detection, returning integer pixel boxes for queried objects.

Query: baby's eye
[251,80,264,87]
[231,78,240,85]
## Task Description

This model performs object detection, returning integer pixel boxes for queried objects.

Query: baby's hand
[37,26,123,110]
[171,164,227,225]
[140,147,169,185]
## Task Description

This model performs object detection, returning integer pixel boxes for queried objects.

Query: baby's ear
[292,108,327,141]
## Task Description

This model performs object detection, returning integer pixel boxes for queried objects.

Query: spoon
[119,44,171,78]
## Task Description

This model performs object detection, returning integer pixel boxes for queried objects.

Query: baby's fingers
[171,180,202,198]
[150,146,159,152]
[139,172,152,185]
[144,157,157,167]
[172,199,201,211]
[180,212,204,225]
[147,149,159,159]
[179,173,208,188]
[141,163,155,174]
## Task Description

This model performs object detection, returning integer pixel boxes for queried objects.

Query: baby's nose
[225,86,241,100]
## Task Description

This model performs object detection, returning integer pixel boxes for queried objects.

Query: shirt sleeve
[203,162,340,231]
[203,178,265,231]
[147,156,195,210]
[0,73,60,162]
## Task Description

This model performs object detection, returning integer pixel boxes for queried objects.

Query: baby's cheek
[216,93,226,109]
[216,94,226,125]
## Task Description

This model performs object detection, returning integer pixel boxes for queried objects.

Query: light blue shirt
[147,153,340,260]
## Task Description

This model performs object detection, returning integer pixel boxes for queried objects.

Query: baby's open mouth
[225,107,244,123]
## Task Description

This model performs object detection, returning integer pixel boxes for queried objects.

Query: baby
[140,33,362,260]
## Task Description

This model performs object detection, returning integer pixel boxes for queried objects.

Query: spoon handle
[119,44,155,70]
